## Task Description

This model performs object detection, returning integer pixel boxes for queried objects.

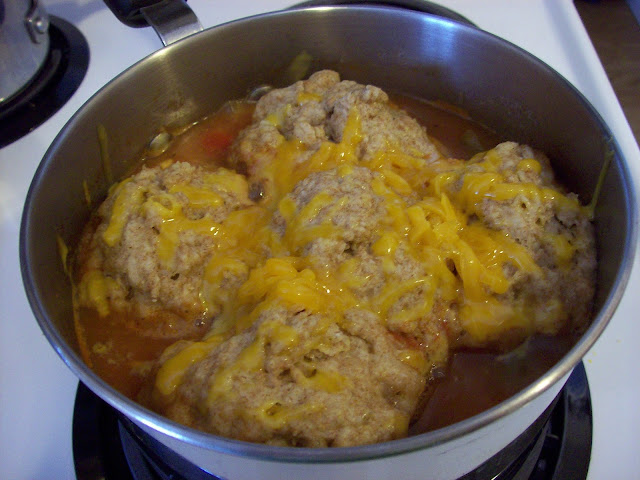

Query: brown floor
[575,0,640,145]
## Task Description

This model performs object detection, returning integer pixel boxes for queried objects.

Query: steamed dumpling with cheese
[434,141,596,347]
[271,165,452,367]
[148,258,428,447]
[74,162,268,339]
[229,69,442,203]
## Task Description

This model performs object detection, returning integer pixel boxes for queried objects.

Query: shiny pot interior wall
[21,5,635,452]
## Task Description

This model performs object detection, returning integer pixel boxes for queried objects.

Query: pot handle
[103,0,202,46]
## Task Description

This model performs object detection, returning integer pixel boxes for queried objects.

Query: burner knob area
[0,0,50,104]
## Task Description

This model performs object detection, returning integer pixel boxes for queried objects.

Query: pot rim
[20,5,639,463]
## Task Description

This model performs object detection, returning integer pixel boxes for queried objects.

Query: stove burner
[0,16,89,148]
[72,363,591,480]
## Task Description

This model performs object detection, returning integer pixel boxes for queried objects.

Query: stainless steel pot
[20,5,637,480]
[0,0,49,104]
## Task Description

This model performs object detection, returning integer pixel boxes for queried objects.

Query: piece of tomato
[201,129,234,152]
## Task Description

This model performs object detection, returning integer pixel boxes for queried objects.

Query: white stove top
[1,1,638,478]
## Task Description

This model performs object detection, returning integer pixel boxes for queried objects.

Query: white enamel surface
[1,1,638,478]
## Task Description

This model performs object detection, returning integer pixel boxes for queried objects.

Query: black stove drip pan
[72,362,592,480]
[0,16,89,149]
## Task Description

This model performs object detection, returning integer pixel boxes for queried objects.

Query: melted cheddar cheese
[151,108,584,400]
[80,100,588,425]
